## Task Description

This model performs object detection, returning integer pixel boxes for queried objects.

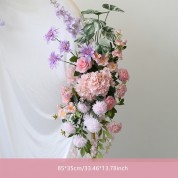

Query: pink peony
[61,86,72,103]
[112,49,122,58]
[77,102,90,113]
[84,114,101,133]
[105,96,116,111]
[117,84,127,98]
[118,69,129,83]
[67,66,76,83]
[73,135,87,148]
[75,68,113,101]
[107,121,122,134]
[76,57,92,73]
[107,62,118,72]
[61,122,76,135]
[92,101,107,116]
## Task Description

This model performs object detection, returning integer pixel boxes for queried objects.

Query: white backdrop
[74,0,178,158]
[1,0,178,158]
[0,0,80,158]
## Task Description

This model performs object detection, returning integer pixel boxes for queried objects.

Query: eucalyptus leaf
[102,4,124,12]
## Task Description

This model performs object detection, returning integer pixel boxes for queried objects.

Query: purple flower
[66,19,81,38]
[45,27,58,43]
[59,41,71,53]
[0,19,5,27]
[79,44,95,61]
[56,6,67,19]
[49,52,62,69]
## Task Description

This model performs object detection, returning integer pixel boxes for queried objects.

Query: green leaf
[101,26,116,41]
[53,114,58,120]
[69,56,78,63]
[74,71,80,76]
[83,23,95,35]
[107,86,116,97]
[75,110,81,118]
[96,152,103,158]
[84,140,92,153]
[102,4,124,12]
[98,129,102,137]
[106,107,117,119]
[96,95,104,101]
[82,9,108,15]
[118,98,125,105]
[98,143,104,150]
[80,147,85,157]
[100,120,109,125]
[68,134,74,138]
[62,119,66,123]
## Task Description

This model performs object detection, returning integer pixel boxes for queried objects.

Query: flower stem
[91,133,96,141]
[104,11,110,22]
[61,60,76,66]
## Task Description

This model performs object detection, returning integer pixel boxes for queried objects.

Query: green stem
[97,15,100,43]
[70,52,76,57]
[104,11,110,22]
[55,38,61,43]
[61,60,76,66]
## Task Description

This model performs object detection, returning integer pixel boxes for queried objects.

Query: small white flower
[84,114,101,133]
[73,135,87,148]
[92,101,107,116]
[61,122,76,136]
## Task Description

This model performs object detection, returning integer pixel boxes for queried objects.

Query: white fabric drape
[0,0,80,158]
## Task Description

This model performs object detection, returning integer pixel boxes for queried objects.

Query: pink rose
[107,121,122,134]
[105,96,116,111]
[117,84,127,98]
[118,68,129,83]
[76,57,92,73]
[112,49,122,58]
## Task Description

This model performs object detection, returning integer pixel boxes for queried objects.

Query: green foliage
[69,56,78,63]
[101,26,116,41]
[81,9,108,16]
[106,107,117,119]
[96,95,104,101]
[53,114,58,120]
[102,4,124,12]
[107,86,116,97]
[74,71,80,76]
[118,98,125,105]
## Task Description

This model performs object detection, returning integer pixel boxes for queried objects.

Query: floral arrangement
[45,0,129,158]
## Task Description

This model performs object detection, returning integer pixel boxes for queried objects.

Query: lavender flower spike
[45,27,58,43]
[49,52,62,69]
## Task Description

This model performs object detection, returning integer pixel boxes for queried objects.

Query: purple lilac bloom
[45,27,58,43]
[59,41,71,53]
[49,52,62,69]
[55,5,81,38]
[79,44,95,61]
[56,6,67,19]
[66,19,82,38]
